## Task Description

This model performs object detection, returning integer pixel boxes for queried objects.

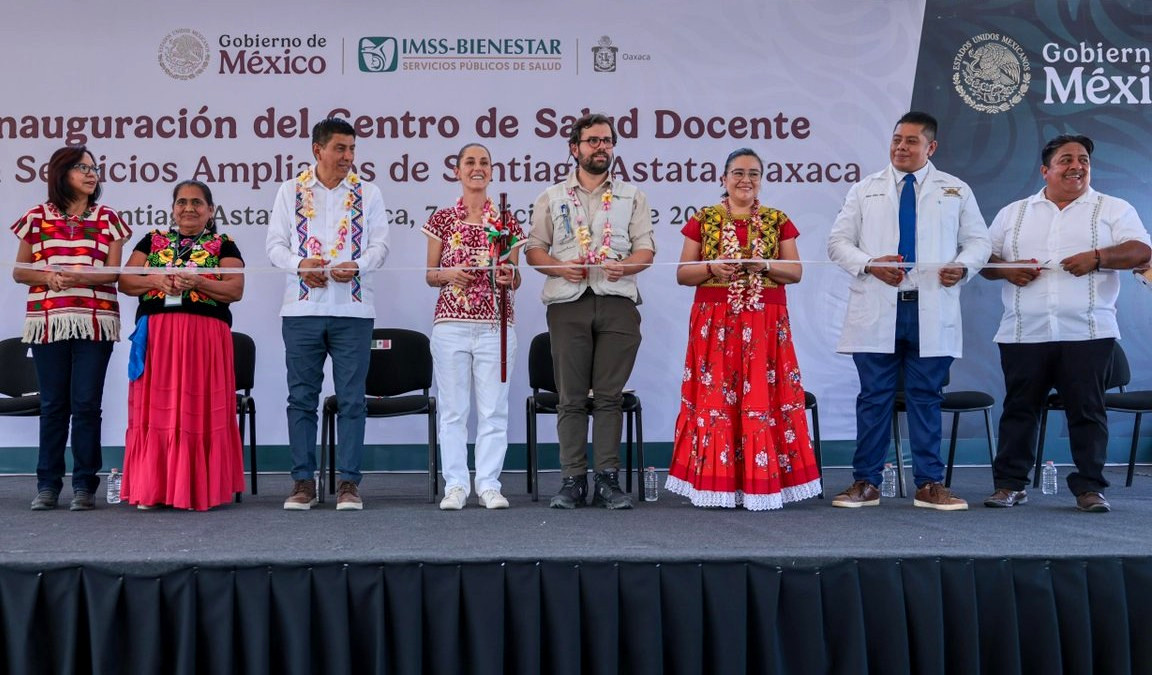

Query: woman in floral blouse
[423,143,523,510]
[118,180,246,510]
[665,148,822,510]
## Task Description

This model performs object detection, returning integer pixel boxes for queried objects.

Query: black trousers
[992,338,1114,495]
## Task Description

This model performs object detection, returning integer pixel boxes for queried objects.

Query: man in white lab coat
[827,111,991,510]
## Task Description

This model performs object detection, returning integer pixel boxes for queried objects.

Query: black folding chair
[232,332,258,495]
[524,332,643,502]
[320,328,438,502]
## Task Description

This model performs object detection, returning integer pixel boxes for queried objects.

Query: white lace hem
[664,475,823,511]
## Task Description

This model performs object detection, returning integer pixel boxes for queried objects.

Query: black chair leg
[1033,408,1050,488]
[329,422,337,495]
[945,412,960,487]
[528,402,539,502]
[635,405,644,503]
[983,409,995,466]
[525,399,533,495]
[810,401,823,498]
[1128,413,1142,488]
[249,404,258,495]
[427,407,437,504]
[892,412,906,498]
[625,410,634,497]
[318,411,329,504]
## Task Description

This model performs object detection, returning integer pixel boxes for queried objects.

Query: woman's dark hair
[721,148,764,197]
[171,179,217,233]
[47,145,101,212]
[455,142,491,166]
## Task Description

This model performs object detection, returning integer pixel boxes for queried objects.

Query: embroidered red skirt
[122,313,244,510]
[666,301,822,510]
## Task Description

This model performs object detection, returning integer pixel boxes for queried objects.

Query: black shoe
[70,490,96,511]
[549,475,588,509]
[31,490,59,511]
[592,470,633,510]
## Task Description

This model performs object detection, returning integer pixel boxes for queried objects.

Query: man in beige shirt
[525,112,656,509]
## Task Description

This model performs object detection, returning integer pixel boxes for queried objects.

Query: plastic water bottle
[644,466,659,502]
[881,463,898,498]
[106,468,122,504]
[1041,461,1058,495]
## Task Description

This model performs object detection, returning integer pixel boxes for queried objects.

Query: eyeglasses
[71,163,102,175]
[579,137,615,148]
[728,169,762,181]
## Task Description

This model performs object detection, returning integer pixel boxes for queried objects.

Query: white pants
[431,321,517,496]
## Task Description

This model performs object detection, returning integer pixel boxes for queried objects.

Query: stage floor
[2,467,1150,571]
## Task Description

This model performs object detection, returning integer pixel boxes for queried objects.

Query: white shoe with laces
[439,486,467,511]
[478,489,509,510]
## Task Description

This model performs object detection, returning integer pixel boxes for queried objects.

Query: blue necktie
[898,173,916,264]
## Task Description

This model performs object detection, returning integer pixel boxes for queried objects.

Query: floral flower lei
[296,166,361,261]
[720,197,768,313]
[568,183,613,264]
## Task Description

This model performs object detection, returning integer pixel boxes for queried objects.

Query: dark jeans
[851,301,953,487]
[283,316,372,484]
[545,290,642,475]
[30,339,115,494]
[993,339,1113,495]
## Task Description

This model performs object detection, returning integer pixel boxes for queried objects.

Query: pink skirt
[122,313,245,510]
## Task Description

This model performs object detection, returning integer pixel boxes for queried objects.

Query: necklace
[61,205,93,235]
[567,181,614,264]
[720,197,767,313]
[295,166,362,261]
[173,229,208,260]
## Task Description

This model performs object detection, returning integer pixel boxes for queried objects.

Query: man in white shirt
[981,134,1150,513]
[266,118,390,511]
[827,111,991,511]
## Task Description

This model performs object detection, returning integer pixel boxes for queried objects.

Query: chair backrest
[528,332,556,393]
[232,332,256,393]
[1108,341,1131,391]
[0,338,39,398]
[367,328,433,397]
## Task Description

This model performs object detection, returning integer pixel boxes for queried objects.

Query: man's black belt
[897,290,919,302]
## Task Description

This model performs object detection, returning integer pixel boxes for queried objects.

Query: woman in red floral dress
[665,149,822,510]
[119,180,246,511]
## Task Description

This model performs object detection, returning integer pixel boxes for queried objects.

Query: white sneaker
[439,486,467,511]
[478,489,509,510]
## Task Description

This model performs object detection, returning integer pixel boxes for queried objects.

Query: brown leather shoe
[283,479,317,511]
[336,480,363,511]
[1075,491,1110,513]
[983,488,1028,508]
[832,480,880,508]
[913,481,968,511]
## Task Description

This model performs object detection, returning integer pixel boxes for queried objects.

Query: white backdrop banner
[1,0,1147,449]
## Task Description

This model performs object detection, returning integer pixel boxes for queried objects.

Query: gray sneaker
[31,490,59,511]
[70,490,96,511]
